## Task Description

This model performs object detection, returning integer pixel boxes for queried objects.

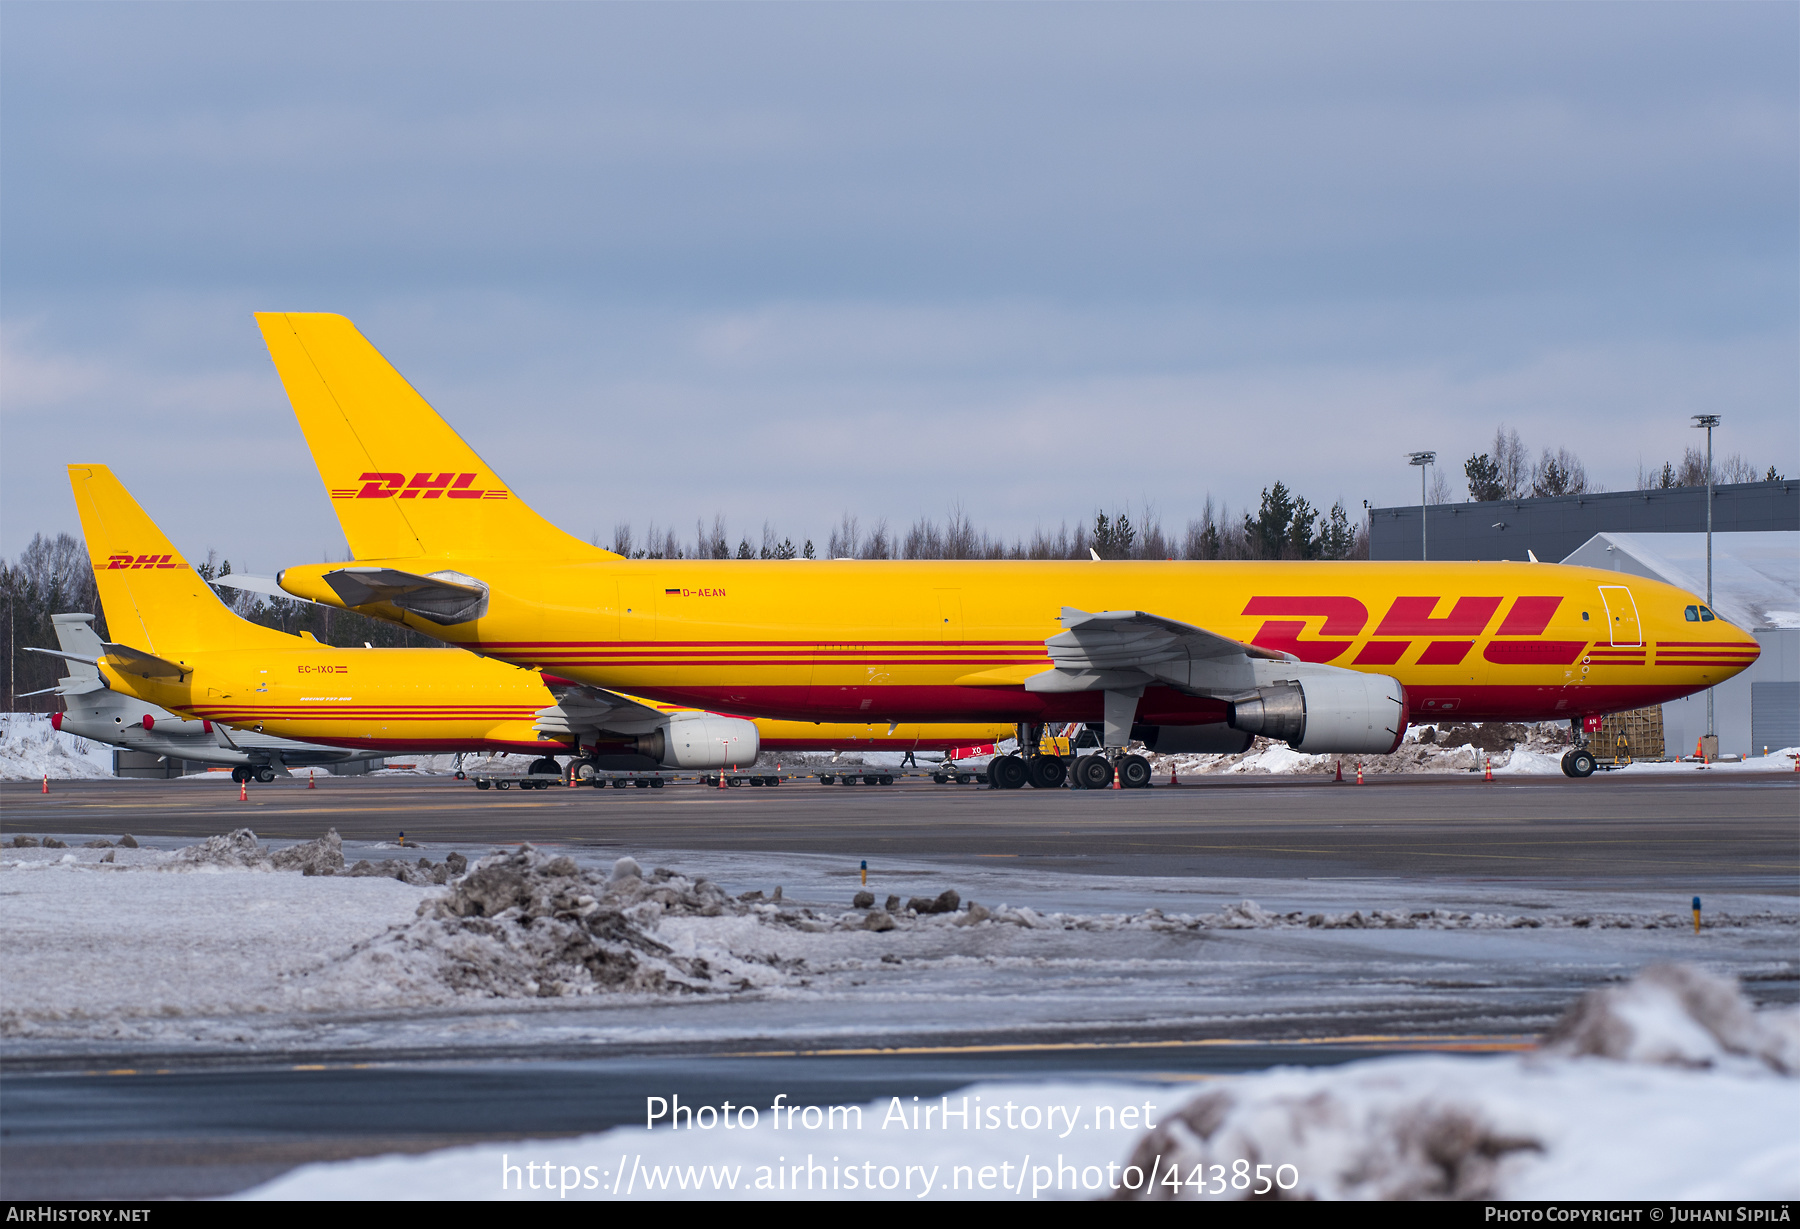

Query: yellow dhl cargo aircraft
[60,464,1011,779]
[255,312,1760,786]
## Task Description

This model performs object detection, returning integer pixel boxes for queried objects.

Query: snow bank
[242,965,1798,1201]
[0,712,112,780]
[1114,964,1799,1201]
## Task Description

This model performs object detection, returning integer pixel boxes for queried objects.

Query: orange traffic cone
[1334,760,1343,782]
[239,779,248,802]
[1169,767,1178,785]
[41,774,49,794]
[308,772,316,789]
[1111,760,1122,789]
[1484,755,1492,781]
[1356,762,1364,785]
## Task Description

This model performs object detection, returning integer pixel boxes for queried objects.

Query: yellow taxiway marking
[726,1034,1534,1059]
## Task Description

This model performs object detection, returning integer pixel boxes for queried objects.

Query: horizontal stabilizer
[103,643,192,679]
[211,573,299,600]
[32,642,192,679]
[317,567,487,626]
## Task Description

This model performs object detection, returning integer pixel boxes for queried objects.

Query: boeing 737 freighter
[253,313,1759,788]
[55,465,1011,779]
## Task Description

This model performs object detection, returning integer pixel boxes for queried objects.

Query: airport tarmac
[4,771,1796,886]
[2,772,1794,1199]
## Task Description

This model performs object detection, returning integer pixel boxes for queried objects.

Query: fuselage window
[1581,611,1590,621]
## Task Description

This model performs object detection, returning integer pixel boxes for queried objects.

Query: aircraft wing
[533,679,670,739]
[1026,606,1295,696]
[314,566,487,626]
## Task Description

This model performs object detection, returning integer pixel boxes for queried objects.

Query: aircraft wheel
[988,755,1028,790]
[476,778,491,790]
[255,765,276,784]
[454,771,466,781]
[1118,754,1153,789]
[528,756,559,776]
[1072,755,1114,791]
[1567,749,1596,779]
[1026,754,1067,789]
[230,765,248,783]
[932,772,947,784]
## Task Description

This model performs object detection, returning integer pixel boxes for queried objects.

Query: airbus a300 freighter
[253,313,1758,788]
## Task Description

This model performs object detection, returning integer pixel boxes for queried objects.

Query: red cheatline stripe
[471,644,1051,654]
[1656,642,1760,649]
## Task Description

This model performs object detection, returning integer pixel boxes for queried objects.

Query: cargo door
[1597,585,1642,648]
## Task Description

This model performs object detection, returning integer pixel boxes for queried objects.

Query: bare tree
[1492,425,1529,499]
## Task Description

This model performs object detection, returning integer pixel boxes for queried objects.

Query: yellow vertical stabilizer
[254,312,613,563]
[67,464,300,656]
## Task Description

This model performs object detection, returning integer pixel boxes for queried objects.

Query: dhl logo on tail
[106,553,185,571]
[331,472,509,501]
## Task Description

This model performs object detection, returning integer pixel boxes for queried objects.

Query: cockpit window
[1699,606,1715,622]
[1685,605,1699,622]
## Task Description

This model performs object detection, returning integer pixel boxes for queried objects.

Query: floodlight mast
[1408,452,1436,560]
[1691,415,1720,741]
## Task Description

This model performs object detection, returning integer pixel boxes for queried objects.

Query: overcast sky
[3,2,1794,567]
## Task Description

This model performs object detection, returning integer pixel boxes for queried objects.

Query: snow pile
[291,849,788,1004]
[975,898,1795,934]
[0,712,112,780]
[163,827,454,883]
[1150,723,1571,778]
[1114,965,1799,1201]
[1542,963,1800,1075]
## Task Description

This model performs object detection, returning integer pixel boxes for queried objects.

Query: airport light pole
[1692,415,1719,740]
[1408,452,1436,561]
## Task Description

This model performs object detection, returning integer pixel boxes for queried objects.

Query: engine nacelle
[1132,723,1254,755]
[634,715,760,769]
[1228,672,1407,754]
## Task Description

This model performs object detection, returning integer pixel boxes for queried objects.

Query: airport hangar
[1370,479,1800,759]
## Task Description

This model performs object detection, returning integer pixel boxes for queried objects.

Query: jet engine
[632,715,760,769]
[1132,723,1255,755]
[1228,672,1407,754]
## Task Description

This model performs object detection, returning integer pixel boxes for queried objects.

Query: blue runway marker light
[1692,896,1702,934]
[860,859,867,887]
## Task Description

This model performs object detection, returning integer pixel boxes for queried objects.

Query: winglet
[255,312,615,563]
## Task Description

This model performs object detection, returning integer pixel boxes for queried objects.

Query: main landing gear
[985,751,1154,789]
[231,764,276,784]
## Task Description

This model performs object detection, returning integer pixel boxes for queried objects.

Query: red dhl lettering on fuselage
[105,553,184,570]
[1243,595,1586,666]
[329,472,509,501]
